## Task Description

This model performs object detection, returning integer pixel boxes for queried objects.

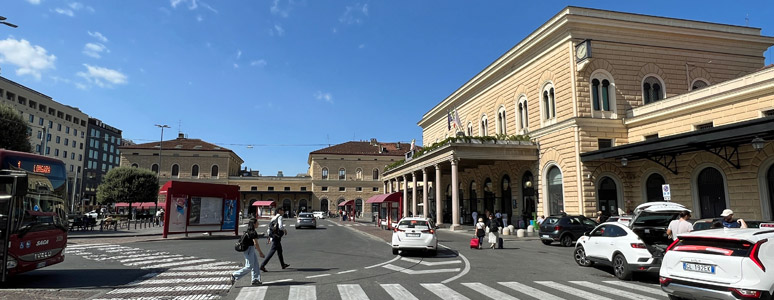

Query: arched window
[131,163,139,168]
[597,177,618,216]
[322,167,329,180]
[191,165,199,178]
[151,164,159,174]
[643,76,665,104]
[171,164,179,178]
[691,79,709,91]
[547,166,564,215]
[320,198,329,212]
[496,106,507,135]
[467,122,473,136]
[339,168,346,180]
[480,114,488,136]
[355,198,363,215]
[211,165,219,178]
[591,79,610,111]
[697,167,726,218]
[517,97,528,131]
[356,168,363,180]
[645,173,666,202]
[542,84,556,120]
[372,168,379,180]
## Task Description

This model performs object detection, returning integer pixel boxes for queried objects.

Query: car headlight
[7,257,17,269]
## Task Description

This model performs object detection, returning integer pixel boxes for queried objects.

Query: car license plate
[406,233,420,237]
[683,262,714,274]
[37,261,46,268]
[542,235,549,238]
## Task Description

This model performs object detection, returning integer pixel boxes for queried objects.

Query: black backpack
[269,218,284,238]
[234,231,250,252]
[489,220,499,232]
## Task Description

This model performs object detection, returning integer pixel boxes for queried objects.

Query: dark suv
[539,215,597,247]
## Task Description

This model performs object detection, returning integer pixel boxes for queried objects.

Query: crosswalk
[234,280,668,300]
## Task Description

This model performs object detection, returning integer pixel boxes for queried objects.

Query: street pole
[154,124,170,214]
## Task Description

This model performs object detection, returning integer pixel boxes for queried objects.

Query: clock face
[576,43,587,59]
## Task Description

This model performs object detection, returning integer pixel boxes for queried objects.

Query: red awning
[338,199,354,207]
[114,202,157,209]
[252,201,276,207]
[366,192,402,204]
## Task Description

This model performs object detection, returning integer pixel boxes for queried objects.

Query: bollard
[517,229,525,237]
[526,225,534,237]
[502,227,511,236]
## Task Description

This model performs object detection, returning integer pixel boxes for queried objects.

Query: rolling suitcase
[470,237,480,249]
[497,237,504,249]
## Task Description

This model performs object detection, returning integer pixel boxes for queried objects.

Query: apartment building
[82,118,123,210]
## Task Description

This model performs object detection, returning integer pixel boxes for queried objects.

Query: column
[402,175,408,219]
[435,164,442,226]
[451,159,461,230]
[412,172,418,216]
[422,168,429,219]
[383,181,387,194]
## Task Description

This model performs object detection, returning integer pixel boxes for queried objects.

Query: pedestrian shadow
[1,268,149,289]
[590,265,660,283]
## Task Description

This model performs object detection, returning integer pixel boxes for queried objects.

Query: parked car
[539,215,598,246]
[574,201,687,280]
[391,217,438,256]
[692,218,766,231]
[296,212,317,229]
[84,210,99,219]
[312,211,326,219]
[606,215,633,226]
[660,228,774,300]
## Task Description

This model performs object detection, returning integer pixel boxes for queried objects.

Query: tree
[97,167,158,216]
[0,103,32,152]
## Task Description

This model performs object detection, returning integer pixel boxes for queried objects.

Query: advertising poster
[221,199,237,230]
[169,197,187,232]
[189,197,223,225]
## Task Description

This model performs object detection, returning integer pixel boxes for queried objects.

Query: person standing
[474,218,486,249]
[537,215,546,225]
[471,211,478,226]
[260,207,290,272]
[231,218,265,286]
[720,209,748,228]
[666,210,692,240]
[487,214,500,249]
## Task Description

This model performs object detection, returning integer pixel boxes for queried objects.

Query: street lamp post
[0,16,18,28]
[155,124,170,214]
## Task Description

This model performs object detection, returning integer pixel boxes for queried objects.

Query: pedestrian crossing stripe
[568,281,659,300]
[461,283,518,300]
[535,281,615,300]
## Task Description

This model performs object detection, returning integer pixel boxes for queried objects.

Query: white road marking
[137,277,226,285]
[461,283,519,300]
[235,286,268,300]
[601,281,667,296]
[568,281,659,300]
[120,254,181,263]
[337,269,357,274]
[262,278,293,284]
[289,286,316,300]
[382,264,460,274]
[173,262,238,270]
[143,258,218,269]
[337,284,369,300]
[94,296,219,300]
[421,283,470,300]
[160,271,232,277]
[400,257,462,266]
[365,256,401,269]
[306,274,331,279]
[499,282,564,300]
[380,284,419,300]
[534,281,614,300]
[106,284,231,294]
[440,243,470,284]
[126,256,191,266]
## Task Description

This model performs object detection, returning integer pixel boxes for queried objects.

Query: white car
[84,210,99,219]
[574,201,687,280]
[659,228,774,300]
[312,211,326,219]
[391,217,438,256]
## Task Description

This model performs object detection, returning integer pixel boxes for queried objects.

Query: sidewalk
[437,224,542,241]
[67,222,164,239]
[327,218,541,243]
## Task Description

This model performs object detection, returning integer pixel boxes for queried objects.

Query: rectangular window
[372,187,379,192]
[284,187,290,191]
[46,147,50,155]
[71,153,75,159]
[39,117,44,126]
[644,134,659,141]
[57,123,61,131]
[64,138,69,145]
[36,145,41,153]
[763,109,774,117]
[37,131,42,139]
[63,151,67,158]
[73,129,77,137]
[79,154,82,161]
[79,142,83,149]
[46,133,51,141]
[695,122,713,131]
[300,187,307,191]
[338,187,346,192]
[356,187,362,191]
[598,139,613,149]
[18,96,26,105]
[29,114,34,123]
[55,136,60,144]
[267,187,274,191]
[66,126,70,134]
[321,186,328,192]
[70,165,74,172]
[54,149,59,156]
[48,120,53,128]
[250,186,257,191]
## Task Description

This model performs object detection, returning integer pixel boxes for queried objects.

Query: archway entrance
[299,199,308,213]
[483,178,495,215]
[547,166,564,216]
[355,198,363,218]
[469,181,478,225]
[320,199,329,213]
[698,167,726,218]
[501,175,512,226]
[767,165,774,220]
[521,171,535,228]
[282,199,292,218]
[597,177,618,216]
[646,173,666,202]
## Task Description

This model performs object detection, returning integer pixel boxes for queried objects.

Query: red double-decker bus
[0,149,69,282]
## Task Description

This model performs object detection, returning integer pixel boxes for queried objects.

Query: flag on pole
[447,110,452,131]
[453,108,463,133]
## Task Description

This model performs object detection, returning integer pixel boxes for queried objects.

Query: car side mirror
[584,231,590,236]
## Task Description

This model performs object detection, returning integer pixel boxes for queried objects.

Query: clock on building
[575,40,591,62]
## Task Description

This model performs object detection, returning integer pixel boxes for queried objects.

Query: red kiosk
[338,200,355,221]
[366,192,402,229]
[252,201,276,218]
[159,181,240,238]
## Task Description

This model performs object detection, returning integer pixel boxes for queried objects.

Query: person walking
[666,210,692,240]
[260,207,290,272]
[487,214,500,249]
[720,209,748,228]
[471,211,478,226]
[231,218,265,286]
[474,218,486,249]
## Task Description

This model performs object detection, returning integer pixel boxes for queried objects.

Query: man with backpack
[260,207,290,272]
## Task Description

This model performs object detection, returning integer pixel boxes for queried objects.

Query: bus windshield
[1,154,68,233]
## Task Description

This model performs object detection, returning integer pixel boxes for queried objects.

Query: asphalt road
[2,218,667,299]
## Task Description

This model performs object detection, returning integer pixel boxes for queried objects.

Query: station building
[381,7,774,230]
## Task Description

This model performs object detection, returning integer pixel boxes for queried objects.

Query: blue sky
[2,0,773,175]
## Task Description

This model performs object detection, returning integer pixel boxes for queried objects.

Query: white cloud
[0,38,56,80]
[250,59,267,67]
[270,0,293,18]
[340,3,369,24]
[54,8,74,17]
[314,91,333,104]
[76,64,128,87]
[82,43,109,58]
[26,0,41,4]
[53,2,95,17]
[236,50,242,59]
[196,15,203,22]
[358,44,365,49]
[75,82,88,90]
[273,24,285,36]
[171,0,216,12]
[88,31,108,43]
[233,63,239,69]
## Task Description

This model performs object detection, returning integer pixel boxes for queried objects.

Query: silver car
[391,217,438,256]
[296,212,317,229]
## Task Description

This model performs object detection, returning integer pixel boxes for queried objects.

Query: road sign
[662,184,671,201]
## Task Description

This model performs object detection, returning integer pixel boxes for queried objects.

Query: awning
[338,199,354,207]
[114,202,157,209]
[252,201,276,207]
[366,192,402,204]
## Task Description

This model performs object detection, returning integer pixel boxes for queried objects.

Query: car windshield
[398,220,429,229]
[543,217,560,225]
[299,213,313,218]
[632,212,679,226]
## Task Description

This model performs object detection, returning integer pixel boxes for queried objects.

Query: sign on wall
[662,184,671,201]
[169,197,187,232]
[222,199,237,230]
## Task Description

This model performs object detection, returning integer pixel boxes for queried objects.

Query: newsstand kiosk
[160,181,240,238]
[366,192,402,230]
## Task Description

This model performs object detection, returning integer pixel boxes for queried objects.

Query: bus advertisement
[0,149,69,282]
